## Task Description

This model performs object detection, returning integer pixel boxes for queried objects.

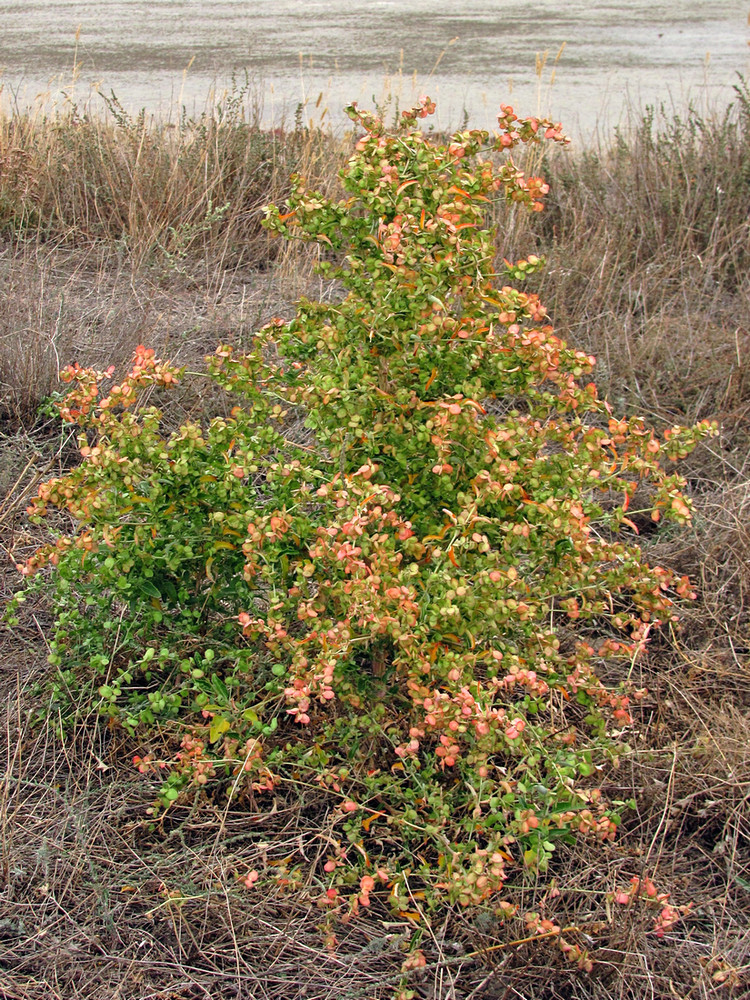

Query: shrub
[12,97,713,923]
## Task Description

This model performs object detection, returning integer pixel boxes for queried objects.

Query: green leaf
[211,673,229,701]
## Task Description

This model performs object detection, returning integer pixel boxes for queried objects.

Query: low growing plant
[12,97,712,938]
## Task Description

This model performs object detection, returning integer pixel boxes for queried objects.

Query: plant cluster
[11,97,713,946]
[0,82,324,265]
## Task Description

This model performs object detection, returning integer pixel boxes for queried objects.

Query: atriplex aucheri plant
[10,97,713,967]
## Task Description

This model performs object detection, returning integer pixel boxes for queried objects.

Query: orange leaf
[423,524,450,542]
[362,811,385,832]
[480,294,503,308]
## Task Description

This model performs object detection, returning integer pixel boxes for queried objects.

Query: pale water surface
[1,1,749,139]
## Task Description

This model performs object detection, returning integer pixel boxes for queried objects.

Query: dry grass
[1,90,749,998]
[0,229,331,428]
[1,678,747,1000]
[0,84,338,271]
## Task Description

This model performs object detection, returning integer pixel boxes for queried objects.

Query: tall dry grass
[0,85,337,268]
[0,85,343,426]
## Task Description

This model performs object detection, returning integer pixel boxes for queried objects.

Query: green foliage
[12,97,713,930]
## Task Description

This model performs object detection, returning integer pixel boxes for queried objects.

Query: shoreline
[1,65,746,144]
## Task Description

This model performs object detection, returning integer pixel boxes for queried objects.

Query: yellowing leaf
[209,715,231,744]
